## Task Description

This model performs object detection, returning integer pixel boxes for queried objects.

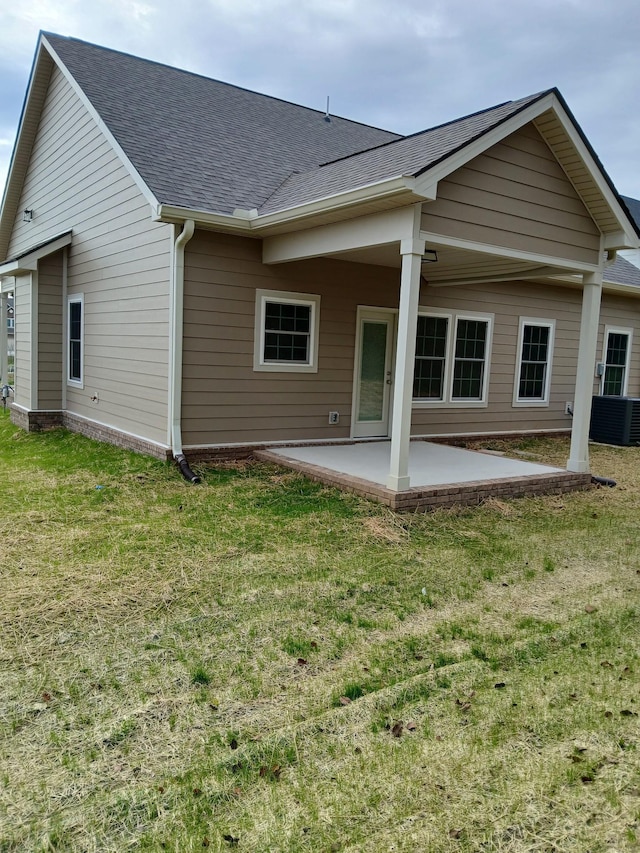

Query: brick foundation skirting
[9,405,171,460]
[6,409,588,506]
[9,406,63,431]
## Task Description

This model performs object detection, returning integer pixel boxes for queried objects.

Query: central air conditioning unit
[589,396,640,446]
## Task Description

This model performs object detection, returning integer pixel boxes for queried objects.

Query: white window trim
[512,317,555,408]
[412,310,452,405]
[67,293,84,388]
[413,309,493,408]
[253,289,320,373]
[601,326,633,397]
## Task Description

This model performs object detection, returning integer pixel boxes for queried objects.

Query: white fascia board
[252,175,429,232]
[0,43,54,261]
[153,204,254,234]
[154,177,428,236]
[602,281,640,297]
[603,230,639,251]
[0,231,73,275]
[414,93,558,193]
[420,230,601,274]
[41,36,160,212]
[263,206,420,265]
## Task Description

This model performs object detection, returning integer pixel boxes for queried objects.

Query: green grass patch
[1,414,639,851]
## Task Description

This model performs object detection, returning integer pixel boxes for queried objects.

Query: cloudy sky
[1,0,639,199]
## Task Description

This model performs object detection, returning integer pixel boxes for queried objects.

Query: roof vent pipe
[324,96,331,123]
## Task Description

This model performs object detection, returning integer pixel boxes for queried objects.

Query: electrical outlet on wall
[565,401,573,416]
[328,411,339,425]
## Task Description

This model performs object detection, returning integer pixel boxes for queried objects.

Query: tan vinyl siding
[37,250,63,409]
[182,231,588,447]
[182,231,399,446]
[8,65,171,445]
[422,124,601,265]
[13,274,32,408]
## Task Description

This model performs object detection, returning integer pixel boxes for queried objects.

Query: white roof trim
[0,231,72,275]
[155,176,431,234]
[41,35,160,212]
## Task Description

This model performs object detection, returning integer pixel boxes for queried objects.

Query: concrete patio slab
[255,440,592,511]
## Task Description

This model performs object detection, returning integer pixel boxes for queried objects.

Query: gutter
[153,175,425,235]
[169,219,200,483]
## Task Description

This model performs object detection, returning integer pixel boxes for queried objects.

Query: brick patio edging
[254,449,592,511]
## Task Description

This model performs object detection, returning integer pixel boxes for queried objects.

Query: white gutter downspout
[169,219,200,482]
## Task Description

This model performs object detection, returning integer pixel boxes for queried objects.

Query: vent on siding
[590,396,640,446]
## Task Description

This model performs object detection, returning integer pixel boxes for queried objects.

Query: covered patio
[255,440,592,511]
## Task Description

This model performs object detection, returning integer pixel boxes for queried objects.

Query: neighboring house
[0,32,639,493]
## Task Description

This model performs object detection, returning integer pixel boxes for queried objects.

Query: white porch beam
[387,221,425,492]
[427,265,566,288]
[263,206,422,265]
[567,270,603,473]
[419,230,601,274]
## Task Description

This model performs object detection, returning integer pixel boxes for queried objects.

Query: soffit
[534,109,623,236]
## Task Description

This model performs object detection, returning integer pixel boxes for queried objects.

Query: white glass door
[352,309,395,438]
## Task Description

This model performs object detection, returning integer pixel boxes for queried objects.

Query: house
[0,32,639,501]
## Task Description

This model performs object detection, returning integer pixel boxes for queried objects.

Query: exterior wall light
[23,209,33,222]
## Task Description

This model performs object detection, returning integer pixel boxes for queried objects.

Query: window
[67,295,83,386]
[414,315,449,400]
[602,327,632,396]
[452,318,488,401]
[254,289,320,373]
[7,317,14,330]
[514,319,555,406]
[413,311,492,406]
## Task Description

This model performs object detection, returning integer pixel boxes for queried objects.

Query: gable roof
[259,93,548,214]
[1,32,638,257]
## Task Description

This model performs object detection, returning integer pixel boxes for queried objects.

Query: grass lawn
[0,411,638,852]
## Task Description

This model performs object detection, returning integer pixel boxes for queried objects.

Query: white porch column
[387,235,425,491]
[567,270,603,473]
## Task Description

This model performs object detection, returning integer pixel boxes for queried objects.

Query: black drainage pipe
[591,475,616,487]
[175,454,201,484]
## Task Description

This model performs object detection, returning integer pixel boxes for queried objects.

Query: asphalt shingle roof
[259,93,548,213]
[604,255,640,288]
[621,196,640,232]
[44,34,400,215]
[43,34,550,218]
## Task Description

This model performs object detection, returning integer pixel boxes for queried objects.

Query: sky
[1,0,640,200]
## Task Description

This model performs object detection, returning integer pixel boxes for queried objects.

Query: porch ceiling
[325,241,576,287]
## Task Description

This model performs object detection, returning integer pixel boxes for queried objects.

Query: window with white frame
[601,327,632,396]
[413,314,449,400]
[254,289,320,372]
[514,318,555,406]
[413,311,493,405]
[67,295,84,386]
